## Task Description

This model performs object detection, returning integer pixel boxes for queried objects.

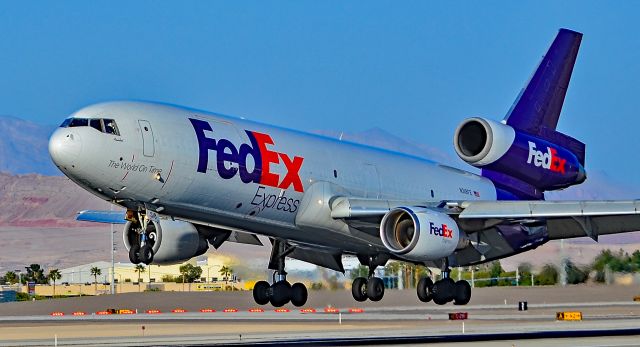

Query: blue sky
[1,1,639,187]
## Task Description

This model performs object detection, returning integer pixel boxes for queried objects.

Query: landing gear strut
[417,259,471,305]
[127,211,156,265]
[252,240,308,307]
[351,254,388,302]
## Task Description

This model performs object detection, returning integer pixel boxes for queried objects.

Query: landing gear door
[138,120,155,157]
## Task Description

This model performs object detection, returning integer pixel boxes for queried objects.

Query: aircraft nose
[49,128,82,170]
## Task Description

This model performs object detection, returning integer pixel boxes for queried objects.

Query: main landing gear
[252,240,308,307]
[416,261,471,305]
[351,254,388,302]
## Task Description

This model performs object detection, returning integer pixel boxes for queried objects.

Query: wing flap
[458,200,640,219]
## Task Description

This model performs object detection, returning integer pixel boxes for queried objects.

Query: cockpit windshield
[60,118,120,136]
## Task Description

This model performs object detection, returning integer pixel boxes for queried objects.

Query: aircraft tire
[139,245,154,265]
[417,277,433,302]
[129,244,141,264]
[351,277,368,302]
[252,280,270,305]
[269,281,292,307]
[290,283,308,307]
[432,278,455,304]
[366,277,385,302]
[453,280,472,305]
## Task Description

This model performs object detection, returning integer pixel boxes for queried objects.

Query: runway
[1,286,640,346]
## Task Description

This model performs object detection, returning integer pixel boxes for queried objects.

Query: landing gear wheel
[290,283,308,307]
[253,280,270,305]
[352,277,368,302]
[366,277,385,302]
[453,280,472,305]
[269,281,292,307]
[129,244,141,264]
[139,245,154,265]
[417,277,433,302]
[432,278,455,305]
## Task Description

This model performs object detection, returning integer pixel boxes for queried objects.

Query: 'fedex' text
[526,141,566,174]
[190,118,305,192]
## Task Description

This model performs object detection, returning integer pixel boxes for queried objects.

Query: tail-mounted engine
[380,207,462,262]
[454,117,586,196]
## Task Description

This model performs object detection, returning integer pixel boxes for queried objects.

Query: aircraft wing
[330,197,640,241]
[77,210,127,224]
[454,200,640,240]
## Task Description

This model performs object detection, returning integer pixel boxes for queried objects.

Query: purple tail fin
[455,29,589,200]
[504,29,585,166]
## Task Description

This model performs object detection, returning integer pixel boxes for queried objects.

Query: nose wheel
[128,216,156,265]
[252,240,308,307]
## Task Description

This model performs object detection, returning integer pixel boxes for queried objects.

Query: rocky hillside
[0,173,109,227]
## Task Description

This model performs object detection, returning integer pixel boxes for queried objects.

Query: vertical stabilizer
[504,29,582,135]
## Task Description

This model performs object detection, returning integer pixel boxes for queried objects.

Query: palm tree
[48,269,62,297]
[219,266,233,287]
[134,264,146,284]
[90,267,101,293]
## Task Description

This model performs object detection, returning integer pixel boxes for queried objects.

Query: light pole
[110,204,116,295]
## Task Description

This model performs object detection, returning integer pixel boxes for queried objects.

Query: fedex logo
[527,141,566,174]
[429,222,453,238]
[190,118,305,192]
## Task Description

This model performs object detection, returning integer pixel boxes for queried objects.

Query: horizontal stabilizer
[76,210,127,224]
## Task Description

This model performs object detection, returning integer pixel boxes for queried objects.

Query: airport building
[58,254,233,285]
[26,254,243,296]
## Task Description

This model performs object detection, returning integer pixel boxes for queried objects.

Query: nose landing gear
[252,240,308,307]
[127,211,156,265]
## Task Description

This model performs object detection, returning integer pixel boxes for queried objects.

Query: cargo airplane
[49,29,640,307]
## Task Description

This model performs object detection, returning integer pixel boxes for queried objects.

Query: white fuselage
[49,101,496,254]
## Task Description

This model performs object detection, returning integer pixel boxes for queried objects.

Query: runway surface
[1,285,640,346]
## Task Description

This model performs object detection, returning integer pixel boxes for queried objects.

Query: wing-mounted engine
[380,207,464,262]
[123,215,209,265]
[454,117,586,198]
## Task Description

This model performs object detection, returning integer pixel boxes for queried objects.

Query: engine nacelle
[380,207,460,261]
[453,117,586,193]
[123,217,209,265]
[454,117,516,166]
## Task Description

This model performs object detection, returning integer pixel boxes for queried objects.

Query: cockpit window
[68,118,89,127]
[59,117,121,136]
[90,119,102,132]
[103,119,119,135]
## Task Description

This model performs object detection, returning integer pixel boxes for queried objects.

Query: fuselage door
[138,120,155,157]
